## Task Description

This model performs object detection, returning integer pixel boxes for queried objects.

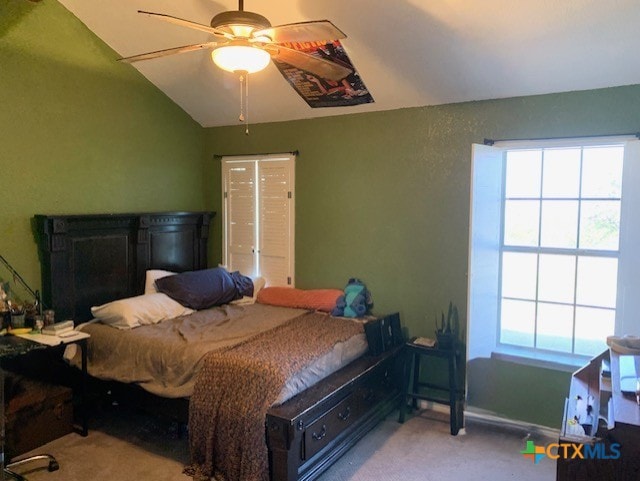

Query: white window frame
[468,136,640,370]
[221,153,295,286]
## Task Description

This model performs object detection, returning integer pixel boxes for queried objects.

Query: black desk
[398,338,465,435]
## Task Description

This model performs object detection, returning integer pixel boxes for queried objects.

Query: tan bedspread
[75,304,309,398]
[185,311,364,481]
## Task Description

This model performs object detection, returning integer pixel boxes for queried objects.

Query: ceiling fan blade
[138,10,234,40]
[253,20,346,44]
[270,45,352,81]
[118,42,222,63]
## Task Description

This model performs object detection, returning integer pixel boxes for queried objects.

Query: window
[501,146,622,357]
[468,137,640,368]
[221,153,295,287]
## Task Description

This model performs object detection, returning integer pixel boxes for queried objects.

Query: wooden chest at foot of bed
[266,345,403,481]
[5,375,74,458]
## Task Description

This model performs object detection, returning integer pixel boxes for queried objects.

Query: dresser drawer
[304,391,362,460]
[266,345,404,481]
[302,355,398,461]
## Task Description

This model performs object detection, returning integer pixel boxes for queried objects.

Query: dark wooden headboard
[34,211,214,322]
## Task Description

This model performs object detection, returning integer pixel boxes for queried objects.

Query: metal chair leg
[4,467,29,481]
[5,454,59,479]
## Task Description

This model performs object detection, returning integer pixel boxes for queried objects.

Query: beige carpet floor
[13,408,556,481]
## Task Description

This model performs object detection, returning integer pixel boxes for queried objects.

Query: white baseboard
[414,401,559,440]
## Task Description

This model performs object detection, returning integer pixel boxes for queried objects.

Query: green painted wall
[204,84,640,427]
[4,0,639,430]
[1,0,205,290]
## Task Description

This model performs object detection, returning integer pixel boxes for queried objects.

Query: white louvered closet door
[223,160,257,277]
[258,157,294,287]
[222,154,295,286]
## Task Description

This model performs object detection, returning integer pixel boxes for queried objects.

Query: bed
[34,211,403,481]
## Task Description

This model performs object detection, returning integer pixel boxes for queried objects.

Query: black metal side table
[398,337,465,435]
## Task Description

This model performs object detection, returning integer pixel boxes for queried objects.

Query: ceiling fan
[119,0,353,82]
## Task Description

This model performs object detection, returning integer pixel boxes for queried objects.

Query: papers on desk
[15,330,89,346]
[413,337,436,348]
[610,350,640,427]
[619,355,639,394]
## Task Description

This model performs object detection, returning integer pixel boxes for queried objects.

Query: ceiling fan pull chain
[237,72,250,135]
[245,73,250,135]
[238,73,245,123]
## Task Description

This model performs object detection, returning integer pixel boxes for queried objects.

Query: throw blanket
[184,312,364,481]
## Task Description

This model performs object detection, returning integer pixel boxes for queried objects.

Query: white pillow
[230,276,266,305]
[253,276,266,295]
[91,293,193,329]
[144,269,176,294]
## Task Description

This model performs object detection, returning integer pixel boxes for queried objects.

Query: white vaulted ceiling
[58,0,640,127]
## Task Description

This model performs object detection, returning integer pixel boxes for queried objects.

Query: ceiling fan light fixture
[212,43,271,74]
[210,10,271,32]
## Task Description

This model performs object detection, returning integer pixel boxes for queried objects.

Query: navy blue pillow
[230,271,254,298]
[155,268,240,310]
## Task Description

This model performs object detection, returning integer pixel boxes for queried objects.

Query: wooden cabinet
[266,345,403,481]
[557,350,640,481]
[5,374,73,459]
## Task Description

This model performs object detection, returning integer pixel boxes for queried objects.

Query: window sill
[490,345,593,373]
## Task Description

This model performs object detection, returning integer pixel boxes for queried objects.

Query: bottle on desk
[43,309,55,327]
[33,316,44,334]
